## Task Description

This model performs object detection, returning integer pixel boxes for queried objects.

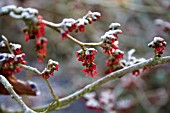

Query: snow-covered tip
[154,37,164,42]
[47,59,59,71]
[113,29,123,34]
[14,7,24,13]
[109,23,121,30]
[59,18,77,34]
[106,29,122,36]
[21,11,33,19]
[76,49,83,54]
[77,18,88,26]
[101,29,122,41]
[115,49,124,55]
[48,59,59,66]
[148,37,167,57]
[0,53,14,62]
[90,12,101,20]
[10,43,22,50]
[101,34,117,42]
[148,41,154,48]
[15,53,26,60]
[148,37,166,47]
[24,7,38,14]
[85,48,98,55]
[61,18,76,27]
[1,5,17,13]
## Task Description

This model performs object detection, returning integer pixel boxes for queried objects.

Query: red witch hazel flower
[101,23,124,74]
[40,59,59,79]
[36,15,46,38]
[59,18,76,40]
[22,15,47,62]
[0,52,26,76]
[101,23,122,55]
[23,15,46,41]
[76,48,98,77]
[9,43,22,55]
[34,38,48,63]
[0,41,22,55]
[58,11,101,40]
[0,38,27,76]
[105,49,124,74]
[148,37,167,57]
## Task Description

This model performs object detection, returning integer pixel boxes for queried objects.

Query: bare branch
[0,5,102,47]
[32,56,170,112]
[0,75,36,113]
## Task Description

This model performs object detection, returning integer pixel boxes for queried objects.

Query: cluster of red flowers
[23,15,46,41]
[41,59,59,79]
[101,23,122,55]
[105,49,124,74]
[34,38,48,62]
[0,41,26,76]
[100,23,124,74]
[76,48,98,77]
[148,37,167,57]
[23,15,47,62]
[58,12,101,40]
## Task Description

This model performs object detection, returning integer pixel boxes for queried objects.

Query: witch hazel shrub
[0,5,169,113]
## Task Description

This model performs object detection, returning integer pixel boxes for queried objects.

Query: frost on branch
[58,11,101,40]
[0,5,47,62]
[0,5,38,19]
[109,23,121,30]
[76,48,98,77]
[148,37,167,58]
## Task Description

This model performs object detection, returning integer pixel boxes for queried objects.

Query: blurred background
[0,0,170,113]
